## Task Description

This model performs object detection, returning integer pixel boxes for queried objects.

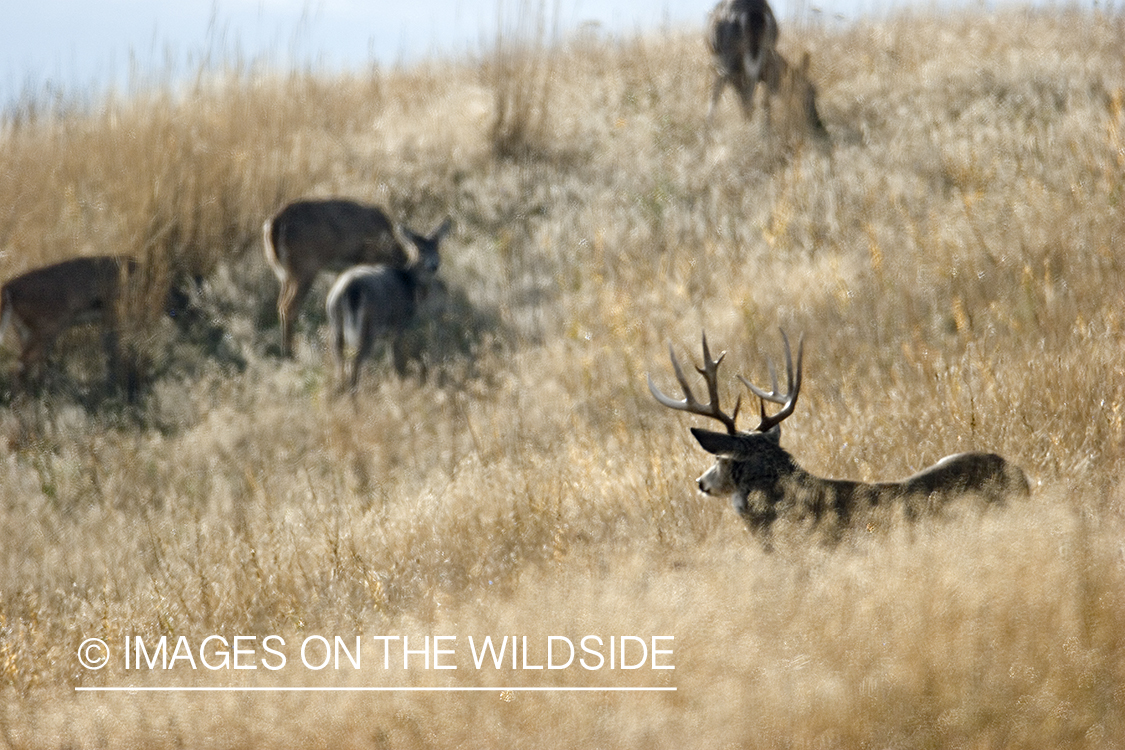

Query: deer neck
[747,453,882,528]
[390,266,426,299]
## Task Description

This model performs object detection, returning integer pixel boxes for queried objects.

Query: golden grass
[1,5,1125,748]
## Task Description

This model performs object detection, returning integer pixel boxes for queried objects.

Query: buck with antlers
[706,0,827,136]
[325,218,452,392]
[648,330,1029,538]
[0,255,138,387]
[264,198,416,357]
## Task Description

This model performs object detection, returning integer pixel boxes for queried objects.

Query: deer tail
[263,216,287,282]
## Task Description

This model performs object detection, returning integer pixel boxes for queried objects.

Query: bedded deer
[0,255,138,386]
[325,218,451,392]
[648,330,1029,539]
[706,0,827,136]
[264,199,414,356]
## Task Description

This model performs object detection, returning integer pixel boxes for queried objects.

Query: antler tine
[647,331,741,434]
[699,332,744,429]
[741,357,785,404]
[739,329,805,433]
[646,345,695,410]
[697,332,728,411]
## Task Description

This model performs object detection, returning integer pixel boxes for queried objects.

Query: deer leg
[735,75,758,122]
[349,319,378,393]
[103,324,139,399]
[278,275,313,357]
[391,333,409,378]
[344,344,359,393]
[759,53,787,134]
[18,332,52,385]
[102,325,121,388]
[329,308,347,391]
[708,75,728,124]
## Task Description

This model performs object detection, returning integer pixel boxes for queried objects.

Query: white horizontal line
[76,686,675,693]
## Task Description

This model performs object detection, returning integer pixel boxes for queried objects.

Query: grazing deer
[0,255,138,386]
[264,199,414,356]
[325,218,452,392]
[648,330,1029,539]
[706,0,827,136]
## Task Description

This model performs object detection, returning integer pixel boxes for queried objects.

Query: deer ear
[433,217,453,241]
[396,224,421,245]
[690,428,744,457]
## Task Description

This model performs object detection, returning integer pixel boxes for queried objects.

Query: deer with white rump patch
[325,218,452,392]
[706,0,827,136]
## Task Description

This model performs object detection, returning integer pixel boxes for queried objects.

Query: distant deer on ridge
[325,218,452,393]
[706,0,827,136]
[648,330,1030,539]
[263,198,414,357]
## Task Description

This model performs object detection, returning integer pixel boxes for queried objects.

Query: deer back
[898,452,1030,502]
[265,199,410,280]
[2,256,135,336]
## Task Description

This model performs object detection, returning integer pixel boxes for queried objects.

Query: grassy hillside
[2,6,1124,748]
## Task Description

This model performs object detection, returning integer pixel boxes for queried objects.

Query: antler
[647,331,742,435]
[738,329,804,433]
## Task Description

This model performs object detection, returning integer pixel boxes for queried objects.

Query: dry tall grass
[1,6,1125,749]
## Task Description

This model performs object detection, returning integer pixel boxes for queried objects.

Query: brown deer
[263,199,413,356]
[325,218,451,392]
[648,330,1029,539]
[706,0,827,136]
[0,255,137,386]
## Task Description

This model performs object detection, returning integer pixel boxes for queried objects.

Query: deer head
[648,329,804,502]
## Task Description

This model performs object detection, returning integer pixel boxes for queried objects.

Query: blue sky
[0,0,1087,109]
